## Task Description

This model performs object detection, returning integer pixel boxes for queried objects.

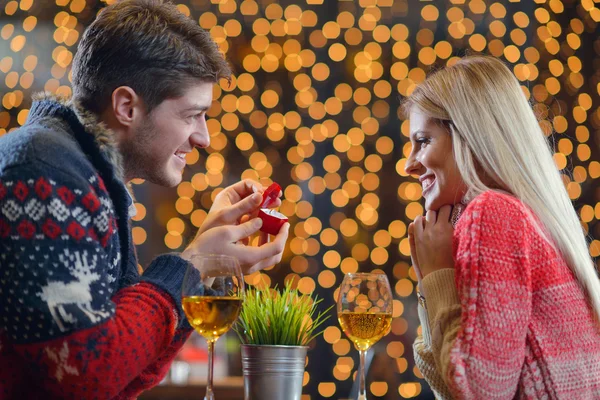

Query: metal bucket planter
[241,344,308,400]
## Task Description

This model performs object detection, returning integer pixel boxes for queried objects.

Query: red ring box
[258,183,288,235]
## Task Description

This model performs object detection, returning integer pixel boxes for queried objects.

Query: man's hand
[198,180,264,233]
[197,179,281,245]
[182,179,288,274]
[182,218,289,274]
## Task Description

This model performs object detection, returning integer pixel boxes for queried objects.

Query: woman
[404,56,600,399]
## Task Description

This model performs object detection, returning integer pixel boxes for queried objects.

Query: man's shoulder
[0,120,93,180]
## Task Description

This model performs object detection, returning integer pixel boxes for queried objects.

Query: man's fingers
[228,218,263,242]
[233,179,262,196]
[238,215,251,245]
[268,223,289,254]
[273,222,289,243]
[230,222,288,266]
[235,245,280,272]
[267,198,282,209]
[218,179,262,205]
[259,231,270,246]
[218,192,262,224]
[245,253,283,274]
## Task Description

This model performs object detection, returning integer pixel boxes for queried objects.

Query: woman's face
[405,111,468,211]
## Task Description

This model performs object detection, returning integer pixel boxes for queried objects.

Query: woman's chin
[423,197,437,212]
[424,199,454,212]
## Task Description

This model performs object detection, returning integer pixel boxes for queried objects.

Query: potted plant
[234,282,333,400]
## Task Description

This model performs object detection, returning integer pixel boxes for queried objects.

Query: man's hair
[71,0,231,114]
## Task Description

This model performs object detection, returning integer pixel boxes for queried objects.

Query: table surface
[139,377,244,400]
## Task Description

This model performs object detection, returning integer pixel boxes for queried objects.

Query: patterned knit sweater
[413,191,600,399]
[0,95,197,399]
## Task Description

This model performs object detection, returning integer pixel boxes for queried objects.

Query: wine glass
[337,273,393,400]
[182,254,244,400]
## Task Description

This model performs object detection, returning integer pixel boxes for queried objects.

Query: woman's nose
[405,151,423,177]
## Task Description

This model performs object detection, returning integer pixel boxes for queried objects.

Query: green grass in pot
[234,282,333,346]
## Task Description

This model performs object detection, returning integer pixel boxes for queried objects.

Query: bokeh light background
[1,0,600,398]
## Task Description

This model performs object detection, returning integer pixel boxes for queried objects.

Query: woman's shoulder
[468,190,528,215]
[457,190,530,230]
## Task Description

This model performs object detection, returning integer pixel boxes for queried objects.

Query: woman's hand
[408,205,455,281]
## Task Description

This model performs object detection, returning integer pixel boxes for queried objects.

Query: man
[0,0,289,398]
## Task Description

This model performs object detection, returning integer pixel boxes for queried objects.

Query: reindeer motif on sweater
[38,249,110,332]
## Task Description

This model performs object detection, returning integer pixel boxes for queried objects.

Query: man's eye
[185,113,203,121]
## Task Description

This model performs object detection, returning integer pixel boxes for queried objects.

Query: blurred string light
[1,0,599,398]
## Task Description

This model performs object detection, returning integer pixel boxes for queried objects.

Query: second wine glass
[181,254,244,400]
[337,273,393,400]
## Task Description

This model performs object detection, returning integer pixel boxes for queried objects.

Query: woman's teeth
[422,177,434,191]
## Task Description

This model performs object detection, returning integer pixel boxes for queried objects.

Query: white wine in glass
[182,254,244,400]
[337,273,393,400]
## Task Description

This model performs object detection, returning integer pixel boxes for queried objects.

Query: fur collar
[32,92,125,183]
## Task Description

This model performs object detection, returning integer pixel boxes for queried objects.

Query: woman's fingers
[438,205,453,224]
[414,215,425,236]
[425,210,436,224]
[408,222,423,282]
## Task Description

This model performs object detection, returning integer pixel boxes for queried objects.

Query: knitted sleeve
[413,293,455,400]
[0,165,192,399]
[421,192,533,399]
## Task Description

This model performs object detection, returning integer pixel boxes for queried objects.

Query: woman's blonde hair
[403,55,600,322]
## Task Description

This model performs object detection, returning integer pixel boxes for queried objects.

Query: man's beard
[120,119,178,187]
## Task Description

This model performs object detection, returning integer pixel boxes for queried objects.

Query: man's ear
[110,86,143,127]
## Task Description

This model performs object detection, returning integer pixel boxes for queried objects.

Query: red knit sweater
[414,191,600,399]
[0,284,189,399]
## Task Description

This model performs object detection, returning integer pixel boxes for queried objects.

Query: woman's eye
[416,138,430,146]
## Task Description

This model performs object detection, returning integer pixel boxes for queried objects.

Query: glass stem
[205,340,215,400]
[358,349,367,400]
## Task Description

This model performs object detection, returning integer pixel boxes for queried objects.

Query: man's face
[122,81,213,187]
